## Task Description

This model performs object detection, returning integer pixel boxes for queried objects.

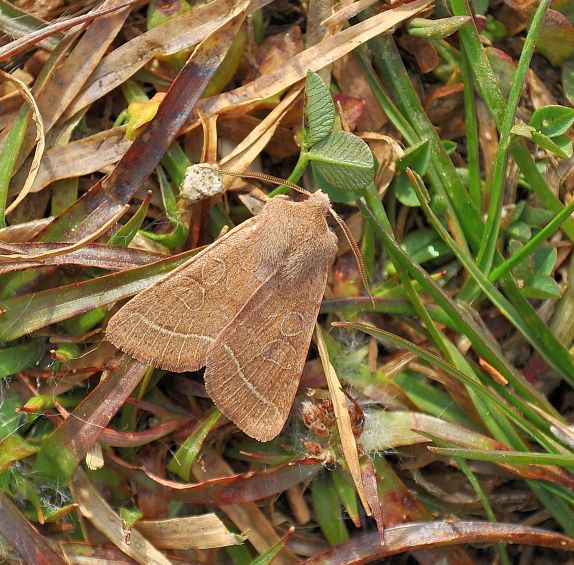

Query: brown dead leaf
[191,447,299,564]
[71,467,171,565]
[333,93,366,131]
[256,25,304,76]
[135,514,243,549]
[200,0,434,116]
[425,84,466,139]
[0,69,45,215]
[398,34,439,74]
[333,54,388,131]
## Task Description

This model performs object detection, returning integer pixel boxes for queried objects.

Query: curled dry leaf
[0,69,44,217]
[105,449,321,506]
[10,127,132,197]
[0,242,164,275]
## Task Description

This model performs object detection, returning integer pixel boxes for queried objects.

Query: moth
[107,190,343,441]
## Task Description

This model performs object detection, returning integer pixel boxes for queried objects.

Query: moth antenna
[330,208,375,309]
[217,168,311,197]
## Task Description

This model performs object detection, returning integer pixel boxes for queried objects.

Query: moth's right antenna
[219,168,375,307]
[217,169,311,198]
[329,208,375,309]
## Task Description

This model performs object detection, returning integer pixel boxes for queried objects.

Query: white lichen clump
[180,163,224,202]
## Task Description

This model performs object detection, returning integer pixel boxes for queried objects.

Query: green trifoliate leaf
[308,130,375,191]
[530,104,574,137]
[303,70,336,148]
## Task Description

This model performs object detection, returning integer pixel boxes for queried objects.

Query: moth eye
[201,257,226,285]
[281,311,304,336]
[261,339,297,369]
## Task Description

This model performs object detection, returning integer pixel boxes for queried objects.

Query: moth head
[306,190,332,215]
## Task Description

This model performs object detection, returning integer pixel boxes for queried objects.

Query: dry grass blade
[200,0,433,114]
[0,1,137,62]
[10,126,132,194]
[0,243,162,274]
[1,69,45,215]
[35,1,133,133]
[219,84,303,174]
[0,205,129,261]
[10,127,131,197]
[135,514,243,549]
[322,0,381,29]
[315,323,371,517]
[70,468,171,565]
[63,0,274,119]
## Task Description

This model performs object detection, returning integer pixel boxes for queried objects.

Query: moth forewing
[106,191,339,441]
[105,215,264,372]
[204,194,338,441]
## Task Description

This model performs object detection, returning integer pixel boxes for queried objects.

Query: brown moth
[106,191,338,442]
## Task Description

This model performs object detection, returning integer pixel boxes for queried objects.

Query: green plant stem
[120,79,149,104]
[347,320,561,451]
[409,169,574,389]
[430,447,574,468]
[449,0,574,242]
[268,152,309,197]
[358,13,574,385]
[460,53,481,210]
[359,184,552,408]
[360,27,478,253]
[490,199,574,282]
[474,0,552,278]
[353,51,418,144]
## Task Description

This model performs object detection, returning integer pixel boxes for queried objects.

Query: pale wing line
[158,308,181,365]
[245,277,329,429]
[134,313,213,343]
[222,344,281,419]
[248,332,306,431]
[156,287,198,365]
[251,355,293,429]
[119,299,158,347]
[177,300,210,368]
[167,285,204,367]
[242,358,286,428]
[208,284,281,416]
